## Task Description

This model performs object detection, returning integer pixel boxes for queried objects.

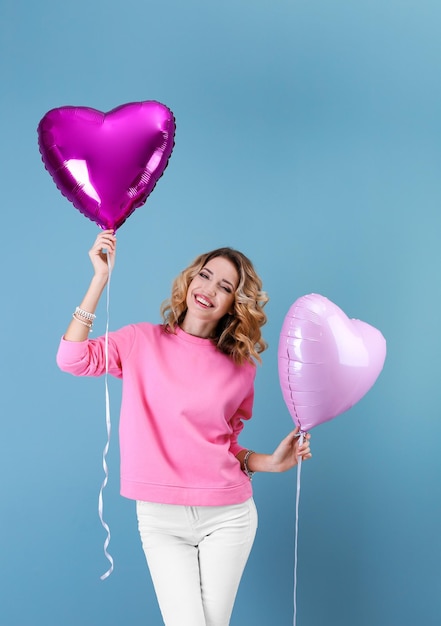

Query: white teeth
[196,295,211,307]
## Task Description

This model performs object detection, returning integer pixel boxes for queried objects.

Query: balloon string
[99,251,114,580]
[293,432,304,626]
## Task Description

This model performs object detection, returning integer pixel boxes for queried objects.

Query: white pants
[136,498,258,626]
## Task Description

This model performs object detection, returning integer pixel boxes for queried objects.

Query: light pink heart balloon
[278,294,386,432]
[38,101,176,231]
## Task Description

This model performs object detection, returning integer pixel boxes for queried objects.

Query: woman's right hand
[88,230,117,278]
[62,230,116,341]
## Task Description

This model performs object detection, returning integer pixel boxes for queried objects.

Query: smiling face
[182,255,239,338]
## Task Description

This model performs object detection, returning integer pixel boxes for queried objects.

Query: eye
[199,271,209,279]
[221,285,232,293]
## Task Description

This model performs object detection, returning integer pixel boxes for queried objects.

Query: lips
[194,293,213,308]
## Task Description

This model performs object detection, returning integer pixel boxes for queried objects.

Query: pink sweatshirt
[56,323,255,506]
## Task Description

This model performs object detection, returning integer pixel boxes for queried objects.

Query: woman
[57,230,311,626]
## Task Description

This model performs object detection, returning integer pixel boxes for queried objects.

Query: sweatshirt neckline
[175,325,216,346]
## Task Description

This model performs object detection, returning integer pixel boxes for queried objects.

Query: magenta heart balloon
[278,294,386,432]
[38,101,176,231]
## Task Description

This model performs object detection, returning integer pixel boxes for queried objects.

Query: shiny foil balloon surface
[38,101,176,231]
[278,294,386,432]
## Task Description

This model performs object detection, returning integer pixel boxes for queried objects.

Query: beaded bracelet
[243,449,255,480]
[75,306,96,321]
[72,312,93,332]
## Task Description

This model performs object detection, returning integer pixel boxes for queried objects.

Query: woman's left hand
[270,427,312,472]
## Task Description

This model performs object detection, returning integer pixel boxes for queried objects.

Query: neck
[180,318,217,339]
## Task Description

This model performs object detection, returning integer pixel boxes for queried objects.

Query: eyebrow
[203,267,236,289]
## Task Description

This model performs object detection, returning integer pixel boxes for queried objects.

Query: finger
[282,429,300,443]
[298,445,312,456]
[94,229,116,241]
[92,235,116,252]
[298,449,310,459]
[96,232,116,245]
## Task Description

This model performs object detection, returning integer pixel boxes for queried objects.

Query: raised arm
[236,428,312,476]
[63,230,117,341]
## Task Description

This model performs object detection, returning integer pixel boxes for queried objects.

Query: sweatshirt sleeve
[56,325,135,378]
[229,366,256,457]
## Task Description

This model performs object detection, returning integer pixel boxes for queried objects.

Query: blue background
[1,1,440,624]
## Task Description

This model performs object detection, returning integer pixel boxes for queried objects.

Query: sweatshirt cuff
[56,336,89,366]
[229,443,246,457]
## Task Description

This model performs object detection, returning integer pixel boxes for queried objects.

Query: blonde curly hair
[161,247,269,364]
